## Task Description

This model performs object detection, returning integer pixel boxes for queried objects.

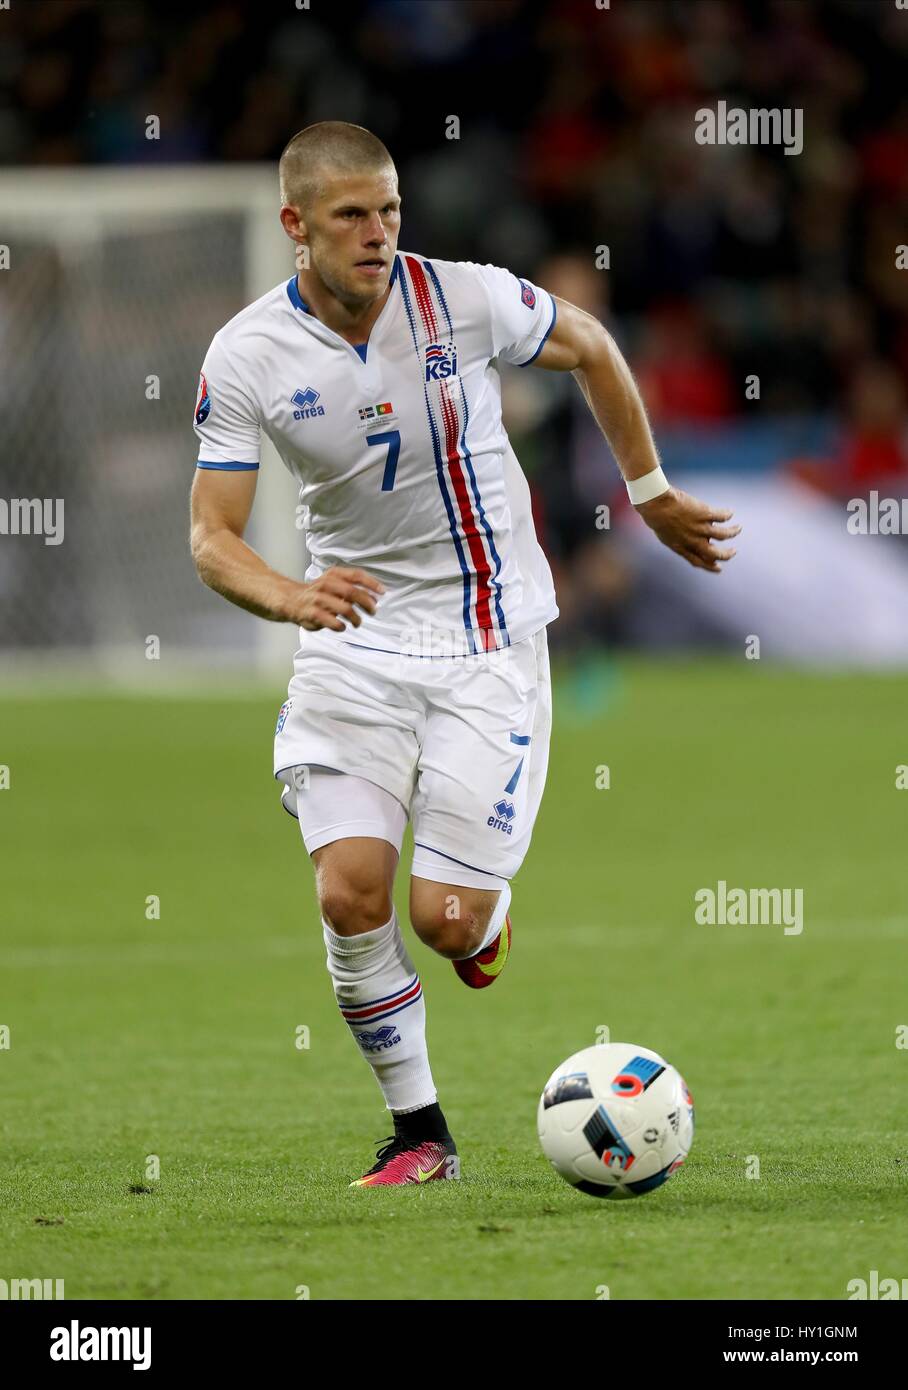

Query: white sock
[472,883,511,956]
[323,908,436,1114]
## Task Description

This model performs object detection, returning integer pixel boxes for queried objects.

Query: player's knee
[318,878,393,936]
[410,896,488,959]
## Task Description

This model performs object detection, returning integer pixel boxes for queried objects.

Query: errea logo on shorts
[292,387,325,419]
[488,798,515,835]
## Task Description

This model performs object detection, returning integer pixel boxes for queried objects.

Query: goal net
[0,166,304,681]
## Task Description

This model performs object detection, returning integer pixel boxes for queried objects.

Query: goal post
[0,165,303,682]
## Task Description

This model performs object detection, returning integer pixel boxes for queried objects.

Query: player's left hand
[635,487,741,573]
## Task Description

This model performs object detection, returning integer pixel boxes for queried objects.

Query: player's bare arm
[190,467,383,630]
[534,296,742,573]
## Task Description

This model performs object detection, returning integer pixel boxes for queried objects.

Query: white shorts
[274,625,552,882]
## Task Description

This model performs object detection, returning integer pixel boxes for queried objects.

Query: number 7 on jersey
[366,430,401,492]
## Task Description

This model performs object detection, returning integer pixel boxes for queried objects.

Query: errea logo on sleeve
[291,387,325,419]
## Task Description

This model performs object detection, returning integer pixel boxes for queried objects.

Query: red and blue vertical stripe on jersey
[398,254,509,654]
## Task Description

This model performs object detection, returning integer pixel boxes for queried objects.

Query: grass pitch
[1,656,906,1299]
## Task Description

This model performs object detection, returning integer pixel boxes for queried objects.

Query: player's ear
[279,203,308,245]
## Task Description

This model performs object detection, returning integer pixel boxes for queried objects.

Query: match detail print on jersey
[397,254,507,655]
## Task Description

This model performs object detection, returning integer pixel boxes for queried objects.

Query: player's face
[307,170,401,307]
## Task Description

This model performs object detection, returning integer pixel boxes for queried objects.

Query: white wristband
[626,467,670,505]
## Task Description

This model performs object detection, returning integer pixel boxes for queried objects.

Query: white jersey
[193,251,559,656]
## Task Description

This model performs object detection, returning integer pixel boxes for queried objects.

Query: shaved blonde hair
[279,121,396,210]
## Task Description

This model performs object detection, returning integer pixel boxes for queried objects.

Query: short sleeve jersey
[193,251,559,656]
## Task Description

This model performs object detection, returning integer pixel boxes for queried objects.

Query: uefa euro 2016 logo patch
[519,279,536,309]
[195,373,211,424]
[275,700,292,735]
[425,343,458,381]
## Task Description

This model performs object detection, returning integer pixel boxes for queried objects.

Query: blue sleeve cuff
[196,461,260,471]
[517,295,557,367]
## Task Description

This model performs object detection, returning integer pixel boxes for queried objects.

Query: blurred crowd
[5,0,906,408]
[4,0,907,658]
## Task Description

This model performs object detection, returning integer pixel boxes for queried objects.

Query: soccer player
[190,122,738,1186]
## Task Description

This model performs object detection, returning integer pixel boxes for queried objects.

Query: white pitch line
[1,919,905,968]
[0,937,312,969]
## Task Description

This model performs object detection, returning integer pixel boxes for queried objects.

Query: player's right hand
[292,566,385,632]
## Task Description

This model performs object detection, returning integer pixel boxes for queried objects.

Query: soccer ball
[537,1043,694,1198]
